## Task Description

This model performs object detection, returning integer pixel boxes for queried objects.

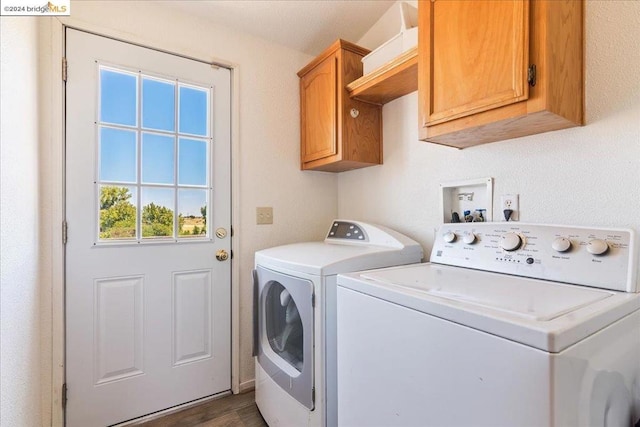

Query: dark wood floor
[132,391,267,427]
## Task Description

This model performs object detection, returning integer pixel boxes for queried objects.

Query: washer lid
[360,263,610,321]
[339,263,640,352]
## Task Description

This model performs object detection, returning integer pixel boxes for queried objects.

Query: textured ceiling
[162,0,396,56]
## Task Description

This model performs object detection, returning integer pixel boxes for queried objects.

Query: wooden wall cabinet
[298,39,382,172]
[418,0,584,149]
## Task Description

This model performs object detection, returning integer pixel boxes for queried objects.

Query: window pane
[142,78,175,132]
[141,187,175,239]
[178,138,207,186]
[100,127,137,183]
[99,185,137,240]
[100,68,137,126]
[179,85,208,136]
[178,189,207,238]
[142,133,174,185]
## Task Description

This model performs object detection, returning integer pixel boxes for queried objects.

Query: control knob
[552,237,571,252]
[587,239,609,255]
[500,232,523,251]
[443,232,457,243]
[462,232,476,245]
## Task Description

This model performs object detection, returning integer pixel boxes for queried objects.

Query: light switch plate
[256,207,273,225]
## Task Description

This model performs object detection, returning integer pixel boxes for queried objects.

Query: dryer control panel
[327,221,368,241]
[431,223,637,292]
[324,220,422,255]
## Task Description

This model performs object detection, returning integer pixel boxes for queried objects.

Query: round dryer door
[255,265,315,410]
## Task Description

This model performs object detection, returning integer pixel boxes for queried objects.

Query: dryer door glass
[265,281,304,372]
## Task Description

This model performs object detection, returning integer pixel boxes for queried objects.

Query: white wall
[340,1,640,256]
[0,17,44,427]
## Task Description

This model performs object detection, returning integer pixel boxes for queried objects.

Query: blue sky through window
[100,127,136,182]
[179,86,208,136]
[99,67,210,228]
[100,69,137,126]
[179,189,207,217]
[143,78,175,131]
[142,133,174,184]
[179,138,207,186]
[142,187,174,212]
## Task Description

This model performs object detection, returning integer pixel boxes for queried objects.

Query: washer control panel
[430,223,637,292]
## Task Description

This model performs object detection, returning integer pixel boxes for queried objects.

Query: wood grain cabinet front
[298,39,382,172]
[418,0,584,148]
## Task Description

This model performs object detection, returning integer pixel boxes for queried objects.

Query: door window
[97,66,211,242]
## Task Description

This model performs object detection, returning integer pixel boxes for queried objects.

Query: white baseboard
[239,379,255,393]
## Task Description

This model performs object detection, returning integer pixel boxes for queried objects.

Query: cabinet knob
[350,108,359,118]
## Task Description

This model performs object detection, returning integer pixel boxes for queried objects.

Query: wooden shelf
[346,47,418,105]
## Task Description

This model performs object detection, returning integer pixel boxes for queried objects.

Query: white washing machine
[253,220,423,427]
[337,223,640,427]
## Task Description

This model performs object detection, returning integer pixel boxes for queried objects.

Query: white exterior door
[65,29,231,426]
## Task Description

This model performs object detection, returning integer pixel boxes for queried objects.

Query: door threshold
[113,390,232,426]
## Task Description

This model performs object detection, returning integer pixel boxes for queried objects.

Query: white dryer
[253,220,423,427]
[337,223,640,427]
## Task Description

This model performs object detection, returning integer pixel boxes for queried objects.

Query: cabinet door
[420,0,530,127]
[300,56,337,164]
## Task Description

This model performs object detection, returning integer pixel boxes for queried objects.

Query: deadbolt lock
[215,228,228,239]
[216,249,229,261]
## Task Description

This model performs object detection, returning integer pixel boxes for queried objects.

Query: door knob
[216,249,229,261]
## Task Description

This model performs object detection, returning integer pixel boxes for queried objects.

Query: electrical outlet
[256,207,273,225]
[500,194,519,221]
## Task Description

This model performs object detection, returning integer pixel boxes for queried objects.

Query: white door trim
[45,19,242,427]
[45,18,66,427]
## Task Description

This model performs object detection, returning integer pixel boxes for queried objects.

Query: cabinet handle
[350,108,360,118]
[527,64,537,87]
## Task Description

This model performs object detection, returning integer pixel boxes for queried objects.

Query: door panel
[65,29,231,426]
[94,275,144,385]
[300,56,337,163]
[172,270,212,365]
[425,0,530,125]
